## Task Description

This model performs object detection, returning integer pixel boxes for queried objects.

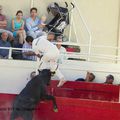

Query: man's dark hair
[90,73,95,81]
[26,36,34,42]
[30,7,37,13]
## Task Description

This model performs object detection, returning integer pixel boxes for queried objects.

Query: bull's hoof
[53,108,58,112]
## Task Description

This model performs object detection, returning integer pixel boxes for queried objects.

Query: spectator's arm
[85,71,90,82]
[26,19,39,32]
[11,19,15,31]
[20,20,25,30]
[23,51,35,56]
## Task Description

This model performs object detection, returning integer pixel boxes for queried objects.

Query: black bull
[10,69,58,120]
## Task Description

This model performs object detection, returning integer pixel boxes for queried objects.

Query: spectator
[56,36,67,62]
[12,10,26,46]
[26,7,46,39]
[104,74,114,84]
[76,71,95,82]
[47,32,55,42]
[0,5,13,41]
[22,36,36,61]
[0,32,11,59]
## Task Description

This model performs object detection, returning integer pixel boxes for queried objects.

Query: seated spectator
[56,36,67,62]
[47,32,55,42]
[12,10,26,46]
[22,36,36,61]
[0,5,13,41]
[76,71,95,82]
[26,7,46,39]
[104,74,114,84]
[0,32,11,59]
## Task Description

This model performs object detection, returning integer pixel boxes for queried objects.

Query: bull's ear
[38,69,41,74]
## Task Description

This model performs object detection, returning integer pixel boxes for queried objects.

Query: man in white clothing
[32,35,66,87]
[56,36,67,63]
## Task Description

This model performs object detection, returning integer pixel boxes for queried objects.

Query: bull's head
[38,69,52,86]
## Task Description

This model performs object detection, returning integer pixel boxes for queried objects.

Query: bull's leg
[22,111,33,120]
[44,95,58,112]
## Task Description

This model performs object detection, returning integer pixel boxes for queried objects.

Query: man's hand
[57,78,66,87]
[38,24,46,28]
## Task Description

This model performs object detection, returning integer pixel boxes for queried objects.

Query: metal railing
[1,42,120,63]
[68,0,92,61]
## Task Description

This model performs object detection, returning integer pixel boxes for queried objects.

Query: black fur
[10,69,58,120]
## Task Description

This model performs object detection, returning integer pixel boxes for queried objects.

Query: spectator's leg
[18,32,24,44]
[22,30,26,43]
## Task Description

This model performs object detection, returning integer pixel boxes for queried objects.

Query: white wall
[0,59,120,94]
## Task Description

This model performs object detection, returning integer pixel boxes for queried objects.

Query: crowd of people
[0,5,67,60]
[76,71,115,85]
[0,5,117,85]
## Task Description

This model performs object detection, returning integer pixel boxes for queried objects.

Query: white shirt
[32,36,59,55]
[58,46,67,63]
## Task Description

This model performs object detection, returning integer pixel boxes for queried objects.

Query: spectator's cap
[106,74,114,80]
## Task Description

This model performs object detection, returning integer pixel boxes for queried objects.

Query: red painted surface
[0,81,120,120]
[66,48,75,52]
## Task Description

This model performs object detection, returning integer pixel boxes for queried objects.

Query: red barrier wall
[0,81,120,120]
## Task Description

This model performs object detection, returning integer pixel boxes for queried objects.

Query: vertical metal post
[8,47,12,59]
[88,35,92,61]
[118,86,120,103]
[69,11,73,42]
[116,0,120,63]
[73,0,92,61]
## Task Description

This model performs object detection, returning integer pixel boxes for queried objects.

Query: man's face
[30,10,37,18]
[47,34,55,41]
[88,74,94,82]
[106,78,113,84]
[56,39,62,49]
[28,41,32,46]
[1,32,8,41]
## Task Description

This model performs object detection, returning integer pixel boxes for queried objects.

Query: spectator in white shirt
[56,36,67,63]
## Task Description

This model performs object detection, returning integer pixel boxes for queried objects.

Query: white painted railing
[68,0,92,61]
[1,42,120,62]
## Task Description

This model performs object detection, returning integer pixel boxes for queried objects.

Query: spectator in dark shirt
[76,71,95,82]
[0,32,11,59]
[104,74,114,84]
